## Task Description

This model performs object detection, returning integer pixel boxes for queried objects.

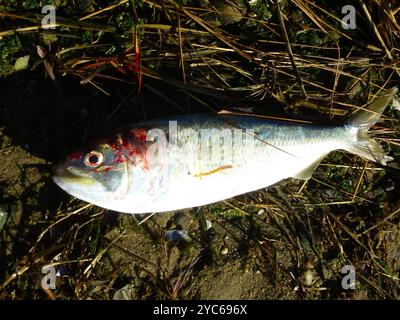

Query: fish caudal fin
[345,87,397,165]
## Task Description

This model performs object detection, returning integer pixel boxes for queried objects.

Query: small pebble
[302,269,314,287]
[221,247,229,255]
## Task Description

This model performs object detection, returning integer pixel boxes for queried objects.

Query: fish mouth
[52,164,110,206]
[52,165,97,187]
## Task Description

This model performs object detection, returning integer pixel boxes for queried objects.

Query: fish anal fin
[291,156,326,180]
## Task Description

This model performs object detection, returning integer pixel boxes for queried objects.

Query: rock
[164,229,191,242]
[113,284,138,300]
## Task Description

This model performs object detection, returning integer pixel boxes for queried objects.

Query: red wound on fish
[126,144,149,169]
[110,129,147,168]
[129,128,147,143]
[88,131,150,170]
[93,166,113,173]
[121,129,150,169]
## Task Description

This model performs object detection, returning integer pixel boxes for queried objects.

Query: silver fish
[53,88,397,214]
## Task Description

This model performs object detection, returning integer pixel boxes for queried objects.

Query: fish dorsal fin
[217,109,313,124]
[291,155,326,180]
[218,109,233,115]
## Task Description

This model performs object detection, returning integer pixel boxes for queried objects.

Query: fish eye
[84,151,104,167]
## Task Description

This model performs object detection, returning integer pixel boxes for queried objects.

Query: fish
[53,88,397,214]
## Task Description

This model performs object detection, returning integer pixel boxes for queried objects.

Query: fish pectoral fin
[291,156,326,180]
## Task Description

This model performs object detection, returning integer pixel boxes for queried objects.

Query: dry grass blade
[357,0,393,60]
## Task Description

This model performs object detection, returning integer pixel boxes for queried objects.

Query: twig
[274,0,307,97]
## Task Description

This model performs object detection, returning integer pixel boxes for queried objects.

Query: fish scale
[157,118,346,210]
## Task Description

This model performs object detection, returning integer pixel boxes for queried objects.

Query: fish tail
[344,87,397,165]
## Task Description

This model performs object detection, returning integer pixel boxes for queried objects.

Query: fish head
[53,134,158,211]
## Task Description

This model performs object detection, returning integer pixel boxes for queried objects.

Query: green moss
[89,220,103,255]
[222,208,246,218]
[250,1,272,21]
[116,12,135,30]
[0,35,22,77]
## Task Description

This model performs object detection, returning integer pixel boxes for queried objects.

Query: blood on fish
[128,148,139,157]
[128,145,150,170]
[129,128,147,143]
[88,131,151,170]
[103,133,148,170]
[93,166,113,173]
[115,157,126,164]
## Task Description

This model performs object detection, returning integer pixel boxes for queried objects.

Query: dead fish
[53,88,397,214]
